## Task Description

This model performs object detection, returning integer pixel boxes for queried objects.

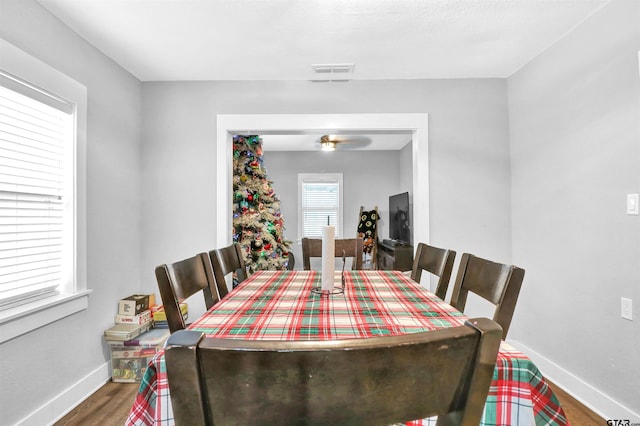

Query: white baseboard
[508,339,640,422]
[16,361,111,426]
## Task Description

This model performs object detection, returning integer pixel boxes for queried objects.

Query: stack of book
[104,294,154,342]
[151,302,188,328]
[105,294,177,383]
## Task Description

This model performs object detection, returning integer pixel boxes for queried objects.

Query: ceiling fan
[318,134,372,151]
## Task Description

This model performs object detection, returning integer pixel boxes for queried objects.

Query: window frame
[298,173,344,240]
[0,39,89,344]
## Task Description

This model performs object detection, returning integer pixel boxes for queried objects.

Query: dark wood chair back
[286,252,295,270]
[209,243,248,298]
[450,253,525,339]
[301,237,363,270]
[165,317,502,426]
[155,253,219,333]
[411,242,456,300]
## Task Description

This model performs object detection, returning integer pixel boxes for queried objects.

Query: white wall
[141,79,511,320]
[263,149,404,269]
[0,1,142,424]
[508,0,640,418]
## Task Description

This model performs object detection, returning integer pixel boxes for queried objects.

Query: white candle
[321,225,335,291]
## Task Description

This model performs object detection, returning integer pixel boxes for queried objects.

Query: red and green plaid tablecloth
[126,270,568,426]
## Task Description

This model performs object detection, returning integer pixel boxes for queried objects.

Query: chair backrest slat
[165,317,502,426]
[155,253,219,333]
[450,253,525,339]
[411,242,456,300]
[301,237,363,270]
[209,243,248,298]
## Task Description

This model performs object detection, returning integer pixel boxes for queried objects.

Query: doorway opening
[215,113,429,251]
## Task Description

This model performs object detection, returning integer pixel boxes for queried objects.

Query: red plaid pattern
[126,270,568,426]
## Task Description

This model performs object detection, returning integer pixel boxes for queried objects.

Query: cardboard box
[118,294,150,316]
[107,328,170,383]
[114,309,152,325]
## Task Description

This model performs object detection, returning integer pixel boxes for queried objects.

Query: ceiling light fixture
[321,135,337,151]
[321,140,336,151]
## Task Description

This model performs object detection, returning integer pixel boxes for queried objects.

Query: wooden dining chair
[449,253,525,339]
[286,252,295,270]
[411,242,456,300]
[155,253,219,333]
[301,237,363,270]
[165,317,502,426]
[209,243,248,298]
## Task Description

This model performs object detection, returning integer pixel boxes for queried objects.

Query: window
[298,173,343,238]
[0,39,87,343]
[0,80,72,308]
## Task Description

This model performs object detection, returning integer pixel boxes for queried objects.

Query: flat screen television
[389,192,411,245]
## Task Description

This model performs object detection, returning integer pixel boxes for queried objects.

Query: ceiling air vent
[310,63,355,82]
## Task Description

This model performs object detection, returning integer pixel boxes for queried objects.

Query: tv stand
[382,238,403,247]
[377,241,413,271]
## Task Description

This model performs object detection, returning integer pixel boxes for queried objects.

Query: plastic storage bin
[107,328,170,383]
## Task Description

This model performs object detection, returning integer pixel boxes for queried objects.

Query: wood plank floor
[54,379,606,425]
[54,381,138,426]
[547,380,606,426]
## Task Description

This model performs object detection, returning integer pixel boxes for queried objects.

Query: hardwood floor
[55,381,138,426]
[547,380,606,426]
[55,379,606,425]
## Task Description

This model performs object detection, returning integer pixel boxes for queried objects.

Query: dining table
[125,269,568,426]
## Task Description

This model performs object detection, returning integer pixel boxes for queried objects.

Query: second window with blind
[298,173,343,239]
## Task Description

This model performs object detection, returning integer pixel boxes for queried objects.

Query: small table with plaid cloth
[126,270,568,425]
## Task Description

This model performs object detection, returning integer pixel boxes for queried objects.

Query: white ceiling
[35,0,609,150]
[36,0,609,81]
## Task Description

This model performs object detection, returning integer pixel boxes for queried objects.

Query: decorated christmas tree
[232,135,291,275]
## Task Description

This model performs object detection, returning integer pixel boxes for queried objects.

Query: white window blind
[0,82,71,309]
[299,173,343,238]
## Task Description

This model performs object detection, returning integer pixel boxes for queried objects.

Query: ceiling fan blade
[318,135,371,145]
[336,135,372,145]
